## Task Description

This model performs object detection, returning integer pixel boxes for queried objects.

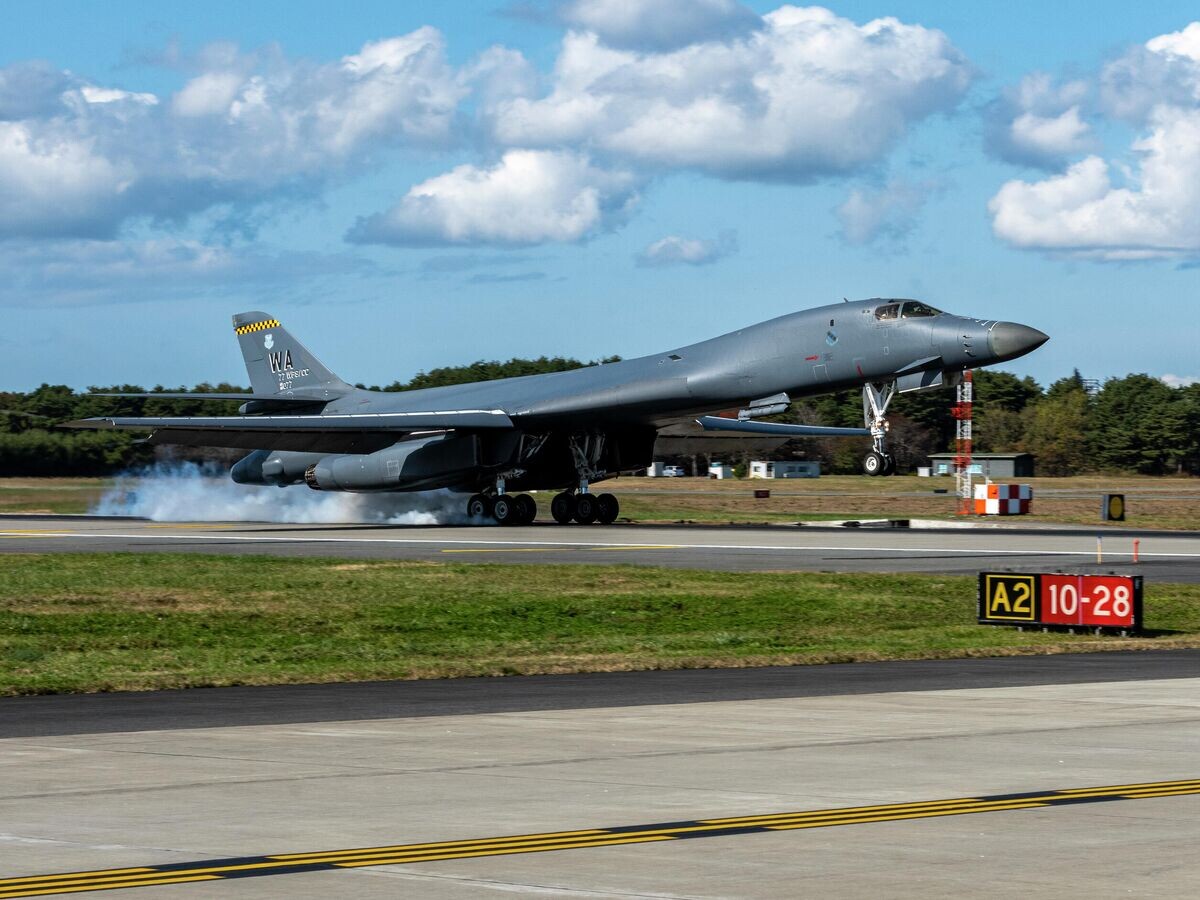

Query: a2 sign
[978,572,1143,633]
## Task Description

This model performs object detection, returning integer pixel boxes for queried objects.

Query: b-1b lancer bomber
[68,300,1047,525]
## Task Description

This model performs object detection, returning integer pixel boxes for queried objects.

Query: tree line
[1,363,1197,476]
[791,370,1199,475]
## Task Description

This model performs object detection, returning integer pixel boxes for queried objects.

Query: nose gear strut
[861,381,897,476]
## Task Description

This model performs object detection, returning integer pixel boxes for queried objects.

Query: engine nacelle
[231,449,325,486]
[303,433,479,492]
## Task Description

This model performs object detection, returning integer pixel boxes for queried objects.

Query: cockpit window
[900,301,941,318]
[874,303,900,320]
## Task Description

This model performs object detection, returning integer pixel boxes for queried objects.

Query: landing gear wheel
[862,452,886,477]
[881,454,896,476]
[551,492,575,524]
[491,494,520,525]
[515,494,537,524]
[466,493,492,519]
[573,494,598,524]
[595,493,619,524]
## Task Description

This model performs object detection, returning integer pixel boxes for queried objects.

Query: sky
[2,0,1198,392]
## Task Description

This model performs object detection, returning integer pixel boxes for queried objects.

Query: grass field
[0,478,110,515]
[2,475,1197,528]
[2,553,1198,695]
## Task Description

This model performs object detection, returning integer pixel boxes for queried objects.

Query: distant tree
[376,356,622,392]
[885,414,940,473]
[1087,375,1189,474]
[1022,387,1091,475]
[973,370,1042,411]
[1046,369,1088,400]
[975,407,1026,452]
[1179,383,1200,474]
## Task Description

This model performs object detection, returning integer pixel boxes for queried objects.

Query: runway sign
[978,573,1142,632]
[1102,494,1125,521]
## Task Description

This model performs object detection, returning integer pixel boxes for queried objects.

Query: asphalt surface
[4,516,1199,895]
[4,650,1197,739]
[3,656,1198,897]
[3,514,1199,580]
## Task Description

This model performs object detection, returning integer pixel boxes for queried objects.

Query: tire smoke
[91,462,478,525]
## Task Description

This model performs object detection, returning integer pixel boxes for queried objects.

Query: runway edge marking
[0,530,1197,559]
[2,778,1198,897]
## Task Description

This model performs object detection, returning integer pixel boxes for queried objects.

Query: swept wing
[64,410,514,454]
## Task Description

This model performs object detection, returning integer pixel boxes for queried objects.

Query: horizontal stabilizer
[62,410,515,454]
[696,416,870,437]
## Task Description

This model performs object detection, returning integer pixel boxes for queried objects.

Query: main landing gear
[550,491,619,525]
[466,490,618,525]
[466,492,538,525]
[862,381,897,477]
[465,432,623,526]
[550,432,620,525]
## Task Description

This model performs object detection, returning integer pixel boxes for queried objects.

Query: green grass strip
[2,553,1199,695]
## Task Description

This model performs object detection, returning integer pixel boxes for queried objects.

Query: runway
[2,514,1199,581]
[2,653,1198,898]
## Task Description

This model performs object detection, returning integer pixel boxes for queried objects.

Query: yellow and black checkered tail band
[235,319,280,336]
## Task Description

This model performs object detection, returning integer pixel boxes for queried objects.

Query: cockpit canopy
[874,300,942,320]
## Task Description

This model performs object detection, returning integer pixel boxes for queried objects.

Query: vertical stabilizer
[232,311,352,398]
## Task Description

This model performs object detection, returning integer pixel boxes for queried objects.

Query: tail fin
[232,311,353,399]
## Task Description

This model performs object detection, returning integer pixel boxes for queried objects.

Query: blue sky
[2,1,1198,392]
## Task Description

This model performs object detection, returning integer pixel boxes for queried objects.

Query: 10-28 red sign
[1040,575,1137,627]
[979,573,1143,632]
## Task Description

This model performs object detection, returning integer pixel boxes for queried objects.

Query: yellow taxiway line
[2,778,1197,897]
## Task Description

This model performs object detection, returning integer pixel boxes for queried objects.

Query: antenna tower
[953,369,974,515]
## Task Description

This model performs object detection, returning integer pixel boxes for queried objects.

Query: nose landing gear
[862,381,897,476]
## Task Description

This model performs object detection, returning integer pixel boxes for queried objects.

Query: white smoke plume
[92,462,480,525]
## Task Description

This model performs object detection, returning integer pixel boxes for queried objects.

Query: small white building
[749,460,821,479]
[708,462,734,479]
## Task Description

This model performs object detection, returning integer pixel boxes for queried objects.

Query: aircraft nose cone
[988,322,1049,360]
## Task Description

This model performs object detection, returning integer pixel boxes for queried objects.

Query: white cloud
[0,29,464,240]
[989,25,1200,261]
[1161,373,1199,388]
[1148,21,1200,60]
[836,181,936,246]
[347,149,639,246]
[1010,107,1091,158]
[0,61,73,120]
[989,109,1200,259]
[984,73,1093,169]
[1101,22,1200,122]
[0,122,134,239]
[487,7,971,182]
[560,0,759,51]
[636,231,736,266]
[171,71,244,117]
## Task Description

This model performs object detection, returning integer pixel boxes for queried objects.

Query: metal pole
[954,370,974,516]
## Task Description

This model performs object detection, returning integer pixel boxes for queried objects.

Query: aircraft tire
[596,493,619,524]
[862,452,885,476]
[551,492,575,524]
[515,494,537,524]
[882,454,897,476]
[573,493,599,525]
[467,493,492,519]
[491,494,520,525]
